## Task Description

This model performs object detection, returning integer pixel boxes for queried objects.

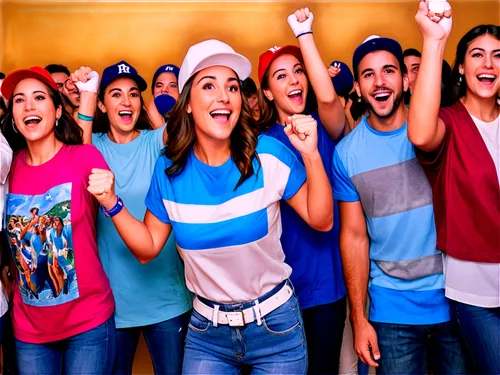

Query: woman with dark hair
[72,61,192,375]
[409,2,499,373]
[88,39,334,374]
[257,8,347,374]
[0,66,115,374]
[148,64,180,129]
[242,77,261,121]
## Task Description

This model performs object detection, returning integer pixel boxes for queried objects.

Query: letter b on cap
[118,64,131,74]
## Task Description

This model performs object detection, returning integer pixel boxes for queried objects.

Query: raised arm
[285,114,333,231]
[70,67,99,145]
[88,168,171,263]
[408,1,452,152]
[288,8,346,140]
[338,200,379,368]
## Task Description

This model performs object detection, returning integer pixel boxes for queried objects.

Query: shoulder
[91,132,108,148]
[335,118,366,157]
[257,134,293,158]
[438,101,464,128]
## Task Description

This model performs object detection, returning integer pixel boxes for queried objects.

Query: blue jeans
[371,321,467,374]
[183,282,308,374]
[450,300,500,374]
[15,316,116,374]
[302,298,346,374]
[113,311,190,374]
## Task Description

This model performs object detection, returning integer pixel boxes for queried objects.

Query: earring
[55,119,59,127]
[458,75,463,85]
[357,96,362,103]
[12,119,18,133]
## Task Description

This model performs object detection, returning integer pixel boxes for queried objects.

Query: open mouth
[23,115,42,126]
[477,74,497,85]
[118,111,133,122]
[288,89,303,105]
[210,109,231,123]
[373,91,391,103]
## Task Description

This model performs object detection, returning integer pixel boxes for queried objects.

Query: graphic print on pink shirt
[7,182,79,306]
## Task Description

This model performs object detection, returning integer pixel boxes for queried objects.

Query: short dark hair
[45,64,70,76]
[242,77,258,97]
[402,48,422,59]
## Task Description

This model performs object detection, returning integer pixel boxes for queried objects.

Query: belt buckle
[225,311,245,327]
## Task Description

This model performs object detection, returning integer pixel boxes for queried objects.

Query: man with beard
[331,36,466,374]
[45,64,81,119]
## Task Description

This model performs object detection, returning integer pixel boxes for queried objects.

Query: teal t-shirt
[93,127,192,328]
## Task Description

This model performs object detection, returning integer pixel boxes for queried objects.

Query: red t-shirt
[7,144,115,343]
[416,100,500,263]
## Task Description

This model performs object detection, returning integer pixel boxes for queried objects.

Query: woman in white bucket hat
[88,39,334,374]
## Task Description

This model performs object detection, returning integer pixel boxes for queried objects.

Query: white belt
[193,283,293,327]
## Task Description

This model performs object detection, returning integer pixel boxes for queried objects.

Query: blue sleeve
[270,139,306,200]
[331,149,360,202]
[145,156,171,224]
[143,125,166,155]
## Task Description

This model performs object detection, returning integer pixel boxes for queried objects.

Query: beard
[364,88,404,119]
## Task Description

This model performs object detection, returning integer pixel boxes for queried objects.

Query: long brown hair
[1,83,83,152]
[164,71,259,189]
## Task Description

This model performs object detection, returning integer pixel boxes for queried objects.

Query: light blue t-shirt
[93,128,192,328]
[145,134,306,303]
[331,117,449,325]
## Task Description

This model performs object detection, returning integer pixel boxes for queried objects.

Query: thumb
[369,335,381,360]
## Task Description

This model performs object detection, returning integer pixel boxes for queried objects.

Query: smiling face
[461,34,500,101]
[12,78,62,145]
[355,50,408,119]
[98,77,142,135]
[153,72,179,100]
[263,54,308,122]
[186,66,242,145]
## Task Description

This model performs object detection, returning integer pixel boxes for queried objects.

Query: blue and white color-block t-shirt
[146,134,307,303]
[331,117,449,325]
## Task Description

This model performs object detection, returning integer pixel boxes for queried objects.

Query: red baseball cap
[1,66,58,100]
[257,45,303,85]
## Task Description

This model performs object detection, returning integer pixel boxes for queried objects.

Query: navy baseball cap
[329,61,354,98]
[99,61,147,93]
[154,94,176,116]
[0,72,5,79]
[352,35,404,79]
[152,64,179,93]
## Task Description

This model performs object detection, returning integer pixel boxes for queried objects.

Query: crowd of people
[0,1,498,374]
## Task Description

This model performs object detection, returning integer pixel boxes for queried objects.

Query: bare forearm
[77,91,97,144]
[340,231,370,324]
[108,208,157,263]
[303,151,333,231]
[408,39,446,148]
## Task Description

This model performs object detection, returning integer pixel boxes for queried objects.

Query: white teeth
[118,111,132,115]
[24,116,41,122]
[374,92,390,98]
[288,90,302,96]
[210,110,230,115]
[478,74,496,79]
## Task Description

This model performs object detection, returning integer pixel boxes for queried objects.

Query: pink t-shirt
[6,144,115,344]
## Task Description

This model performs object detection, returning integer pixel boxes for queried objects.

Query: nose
[289,73,299,85]
[217,87,229,103]
[121,94,132,106]
[374,72,384,87]
[484,54,494,69]
[161,86,169,94]
[25,96,36,111]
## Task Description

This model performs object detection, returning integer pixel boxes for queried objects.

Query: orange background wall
[1,0,498,102]
[1,0,498,373]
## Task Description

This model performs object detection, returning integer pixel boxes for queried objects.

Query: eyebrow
[411,63,420,68]
[470,47,500,53]
[272,63,302,78]
[12,90,47,99]
[196,76,239,85]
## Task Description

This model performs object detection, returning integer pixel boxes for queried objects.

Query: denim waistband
[197,280,290,312]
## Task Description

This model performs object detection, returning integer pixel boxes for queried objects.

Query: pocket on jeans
[188,309,211,334]
[262,298,301,336]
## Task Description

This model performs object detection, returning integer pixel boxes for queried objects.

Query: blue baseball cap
[0,72,5,80]
[329,61,354,98]
[99,61,147,93]
[152,64,179,94]
[352,35,404,79]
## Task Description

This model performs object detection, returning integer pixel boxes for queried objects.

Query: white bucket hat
[178,39,252,93]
